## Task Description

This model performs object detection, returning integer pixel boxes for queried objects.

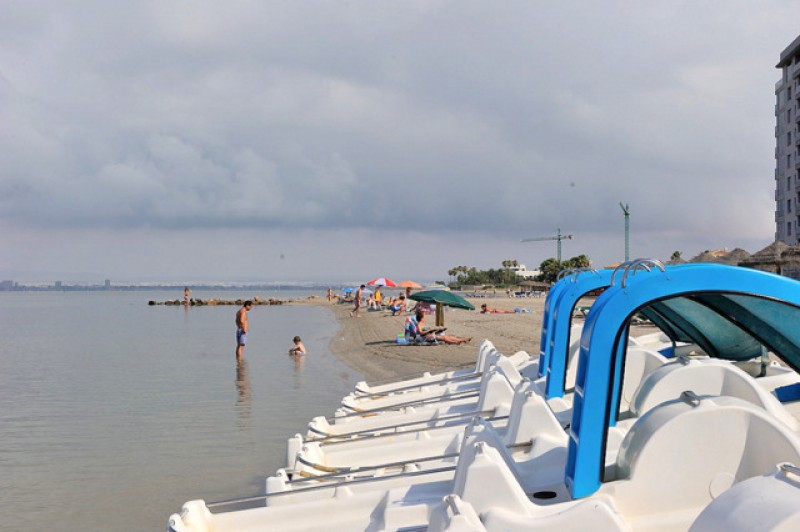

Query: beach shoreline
[309,295,548,383]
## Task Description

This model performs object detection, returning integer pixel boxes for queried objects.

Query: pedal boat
[169,263,800,531]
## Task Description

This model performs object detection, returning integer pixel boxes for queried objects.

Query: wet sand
[320,296,547,382]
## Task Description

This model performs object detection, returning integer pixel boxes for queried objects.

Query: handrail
[291,437,532,483]
[557,267,596,282]
[609,260,636,286]
[306,409,498,442]
[557,268,579,281]
[291,451,460,480]
[610,259,666,287]
[308,414,509,446]
[620,259,665,288]
[780,462,800,477]
[353,371,483,398]
[445,495,461,515]
[206,465,459,508]
[206,438,536,510]
[570,268,599,283]
[354,362,476,392]
[334,389,481,419]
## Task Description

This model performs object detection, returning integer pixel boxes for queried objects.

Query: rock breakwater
[148,296,285,307]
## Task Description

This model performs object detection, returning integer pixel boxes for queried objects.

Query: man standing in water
[236,301,253,360]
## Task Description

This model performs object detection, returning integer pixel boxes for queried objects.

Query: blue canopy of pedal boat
[565,262,800,499]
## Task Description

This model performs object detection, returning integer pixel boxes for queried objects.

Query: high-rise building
[775,35,800,243]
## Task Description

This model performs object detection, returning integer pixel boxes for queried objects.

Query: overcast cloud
[1,1,797,283]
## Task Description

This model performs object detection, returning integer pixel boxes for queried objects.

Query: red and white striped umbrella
[367,277,397,287]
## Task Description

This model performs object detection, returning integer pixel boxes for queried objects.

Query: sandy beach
[318,296,547,382]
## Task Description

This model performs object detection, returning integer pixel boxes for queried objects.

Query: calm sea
[0,290,361,531]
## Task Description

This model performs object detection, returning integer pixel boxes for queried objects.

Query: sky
[1,1,798,284]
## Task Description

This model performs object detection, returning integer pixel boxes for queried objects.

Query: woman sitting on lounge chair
[412,310,471,345]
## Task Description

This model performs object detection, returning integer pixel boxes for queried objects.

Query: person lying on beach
[480,303,515,314]
[414,310,471,345]
[388,295,407,316]
[289,336,306,356]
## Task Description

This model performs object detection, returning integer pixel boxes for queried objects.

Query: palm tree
[448,268,458,282]
[570,255,591,268]
[502,260,516,285]
[455,266,469,283]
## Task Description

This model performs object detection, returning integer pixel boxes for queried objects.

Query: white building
[775,34,800,243]
[510,264,540,279]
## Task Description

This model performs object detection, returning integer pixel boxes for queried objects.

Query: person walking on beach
[289,336,306,356]
[236,301,253,360]
[350,285,365,317]
[326,287,333,302]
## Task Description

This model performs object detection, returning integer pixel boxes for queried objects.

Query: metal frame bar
[306,409,498,442]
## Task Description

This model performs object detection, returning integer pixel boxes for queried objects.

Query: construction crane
[521,228,573,262]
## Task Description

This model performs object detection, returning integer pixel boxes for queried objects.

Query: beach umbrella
[367,277,397,287]
[397,280,421,288]
[409,290,474,310]
[345,287,372,295]
[409,289,475,327]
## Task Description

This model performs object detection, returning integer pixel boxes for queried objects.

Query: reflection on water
[292,354,306,390]
[235,359,251,423]
[0,291,362,530]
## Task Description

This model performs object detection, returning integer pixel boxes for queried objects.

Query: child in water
[289,336,306,356]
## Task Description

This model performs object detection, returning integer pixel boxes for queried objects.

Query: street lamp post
[620,203,630,262]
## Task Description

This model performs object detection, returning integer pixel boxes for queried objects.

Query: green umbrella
[409,290,475,327]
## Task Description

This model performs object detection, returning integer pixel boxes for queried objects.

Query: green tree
[566,254,591,268]
[447,267,458,282]
[535,258,563,283]
[534,255,592,283]
[447,260,526,287]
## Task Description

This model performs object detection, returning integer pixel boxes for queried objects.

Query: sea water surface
[0,290,361,531]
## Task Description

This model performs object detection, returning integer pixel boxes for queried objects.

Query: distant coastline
[0,282,345,292]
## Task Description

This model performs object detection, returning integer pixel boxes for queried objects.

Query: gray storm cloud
[0,1,795,280]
